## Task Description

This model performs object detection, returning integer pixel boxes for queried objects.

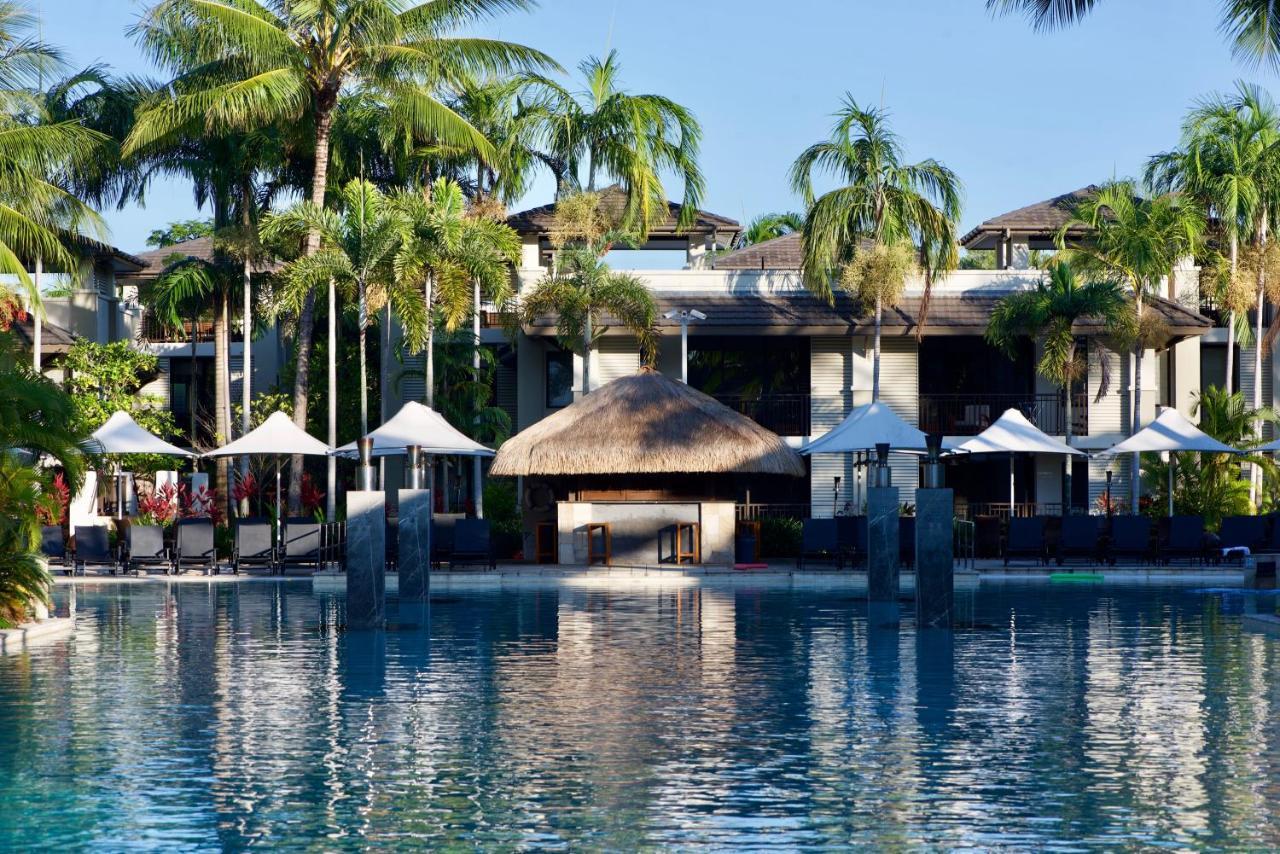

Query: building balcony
[919,392,1088,436]
[139,309,215,343]
[711,392,810,437]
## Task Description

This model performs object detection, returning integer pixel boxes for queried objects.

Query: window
[546,350,573,408]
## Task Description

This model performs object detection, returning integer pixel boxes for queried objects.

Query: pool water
[2,581,1280,849]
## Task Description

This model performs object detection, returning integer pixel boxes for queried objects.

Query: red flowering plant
[232,471,261,516]
[181,484,225,525]
[300,473,325,521]
[136,482,179,527]
[35,472,70,526]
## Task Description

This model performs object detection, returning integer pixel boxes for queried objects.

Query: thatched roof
[490,369,805,477]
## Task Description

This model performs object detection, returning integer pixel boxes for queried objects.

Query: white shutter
[809,337,852,517]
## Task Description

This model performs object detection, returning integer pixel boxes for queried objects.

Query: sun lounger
[176,519,217,574]
[836,515,866,566]
[1106,516,1153,565]
[40,526,68,574]
[1003,517,1047,565]
[280,518,323,573]
[126,524,172,575]
[450,519,494,570]
[1216,516,1266,561]
[233,519,276,574]
[1057,515,1102,565]
[431,513,464,568]
[73,526,117,575]
[1161,515,1207,565]
[798,518,841,570]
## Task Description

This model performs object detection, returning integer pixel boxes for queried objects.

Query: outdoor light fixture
[663,308,707,383]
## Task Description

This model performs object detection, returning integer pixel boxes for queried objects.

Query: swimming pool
[1,581,1278,849]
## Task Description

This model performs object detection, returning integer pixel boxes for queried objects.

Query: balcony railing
[919,392,1087,436]
[712,392,810,436]
[139,309,214,343]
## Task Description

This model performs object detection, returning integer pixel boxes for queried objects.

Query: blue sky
[43,0,1260,253]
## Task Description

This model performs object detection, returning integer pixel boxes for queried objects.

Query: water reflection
[0,582,1279,848]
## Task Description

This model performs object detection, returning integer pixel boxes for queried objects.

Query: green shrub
[483,479,523,559]
[759,516,803,558]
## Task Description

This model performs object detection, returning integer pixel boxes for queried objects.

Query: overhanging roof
[507,185,740,240]
[960,186,1100,250]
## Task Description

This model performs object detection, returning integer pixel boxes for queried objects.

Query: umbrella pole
[1168,454,1174,518]
[275,455,282,551]
[1009,455,1015,519]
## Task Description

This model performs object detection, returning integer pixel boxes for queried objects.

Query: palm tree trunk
[357,283,368,435]
[189,304,199,442]
[473,277,483,519]
[31,255,40,373]
[872,296,882,403]
[240,241,252,517]
[215,288,232,519]
[1227,230,1239,393]
[583,312,592,396]
[326,277,336,519]
[1253,209,1269,506]
[1132,295,1144,511]
[291,105,335,511]
[424,273,435,407]
[1064,343,1074,513]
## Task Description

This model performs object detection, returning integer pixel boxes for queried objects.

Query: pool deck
[51,560,1248,590]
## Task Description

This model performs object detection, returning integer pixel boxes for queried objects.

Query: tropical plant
[789,96,962,401]
[985,260,1133,505]
[128,0,555,507]
[534,51,705,234]
[147,217,214,248]
[262,178,409,434]
[989,0,1280,70]
[1146,81,1280,397]
[1142,387,1277,527]
[516,193,657,395]
[1057,181,1205,506]
[0,336,86,626]
[733,211,805,249]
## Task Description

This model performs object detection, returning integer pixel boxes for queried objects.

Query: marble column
[346,490,386,629]
[398,489,432,599]
[867,486,899,602]
[914,487,954,628]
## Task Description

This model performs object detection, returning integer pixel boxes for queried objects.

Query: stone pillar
[914,488,954,628]
[398,489,432,599]
[346,490,386,629]
[867,487,899,602]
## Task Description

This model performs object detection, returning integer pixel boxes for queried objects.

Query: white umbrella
[331,401,495,458]
[86,411,194,520]
[204,412,331,529]
[801,402,936,455]
[954,408,1086,515]
[86,411,194,457]
[1094,406,1241,516]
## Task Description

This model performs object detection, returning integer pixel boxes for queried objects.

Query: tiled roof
[524,290,1211,337]
[10,313,77,354]
[506,185,740,237]
[127,237,281,277]
[712,233,803,270]
[960,186,1099,248]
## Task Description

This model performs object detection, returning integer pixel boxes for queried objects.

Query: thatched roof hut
[491,369,805,478]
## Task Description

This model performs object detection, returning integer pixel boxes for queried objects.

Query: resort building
[496,186,1216,520]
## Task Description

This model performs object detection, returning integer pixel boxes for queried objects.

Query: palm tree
[989,0,1280,70]
[789,96,962,401]
[535,51,705,235]
[263,179,405,435]
[1057,181,1205,506]
[517,194,657,395]
[128,0,555,503]
[1146,81,1280,396]
[733,212,805,249]
[986,260,1132,509]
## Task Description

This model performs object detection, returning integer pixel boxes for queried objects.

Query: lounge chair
[233,519,276,574]
[899,515,916,568]
[450,519,494,570]
[1161,515,1207,565]
[1106,516,1153,565]
[176,519,217,574]
[1260,515,1280,555]
[1057,515,1102,565]
[974,516,1002,558]
[836,515,866,566]
[126,524,171,575]
[431,513,464,568]
[1003,517,1047,566]
[40,526,68,574]
[280,518,323,573]
[798,518,841,570]
[73,526,117,575]
[1216,515,1266,562]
